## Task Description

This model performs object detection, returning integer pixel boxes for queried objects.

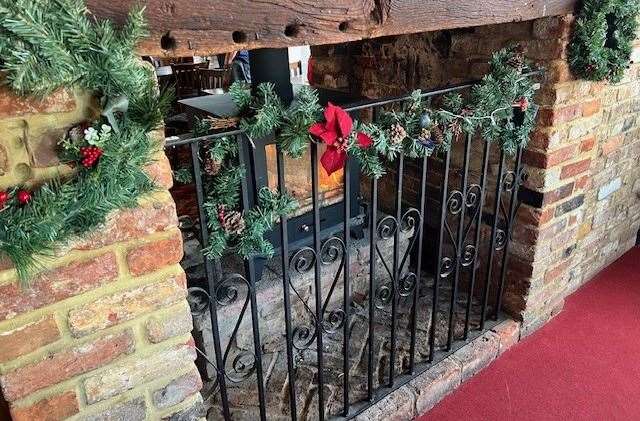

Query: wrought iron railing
[165,76,533,420]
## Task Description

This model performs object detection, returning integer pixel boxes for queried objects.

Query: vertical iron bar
[237,135,268,421]
[310,143,326,420]
[480,150,506,330]
[409,154,428,373]
[190,141,231,420]
[276,146,298,420]
[389,153,404,386]
[367,175,378,402]
[428,150,451,362]
[494,145,524,320]
[464,139,491,339]
[447,135,471,350]
[342,155,352,416]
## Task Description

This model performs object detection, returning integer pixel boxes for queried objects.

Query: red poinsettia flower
[309,103,373,175]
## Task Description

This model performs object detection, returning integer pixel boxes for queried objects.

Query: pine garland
[0,0,170,282]
[569,0,640,83]
[200,138,297,259]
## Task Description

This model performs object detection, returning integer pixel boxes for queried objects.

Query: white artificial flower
[101,124,112,134]
[84,127,99,144]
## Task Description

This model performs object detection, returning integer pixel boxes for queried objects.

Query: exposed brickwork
[0,315,60,363]
[0,85,199,420]
[10,390,79,421]
[126,230,184,276]
[312,14,640,338]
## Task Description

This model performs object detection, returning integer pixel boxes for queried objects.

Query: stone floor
[202,278,502,421]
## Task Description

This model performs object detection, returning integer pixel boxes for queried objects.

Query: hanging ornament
[17,190,32,205]
[417,128,436,153]
[101,95,129,134]
[80,146,104,168]
[220,210,246,235]
[204,158,222,176]
[390,123,407,145]
[420,112,432,129]
[0,191,9,208]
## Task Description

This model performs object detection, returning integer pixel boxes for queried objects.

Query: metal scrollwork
[495,229,507,250]
[374,281,394,309]
[226,350,257,383]
[292,324,316,350]
[447,190,464,215]
[398,272,417,297]
[187,287,211,317]
[466,184,482,209]
[290,247,316,274]
[461,244,477,267]
[502,171,517,192]
[400,208,421,233]
[377,215,398,240]
[440,256,455,278]
[320,236,345,265]
[322,309,346,334]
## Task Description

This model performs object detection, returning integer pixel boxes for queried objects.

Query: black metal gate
[166,78,527,420]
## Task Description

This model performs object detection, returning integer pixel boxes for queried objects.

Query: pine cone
[68,125,85,142]
[431,125,445,145]
[204,158,222,176]
[221,210,245,235]
[390,123,407,145]
[448,120,463,138]
[507,45,526,72]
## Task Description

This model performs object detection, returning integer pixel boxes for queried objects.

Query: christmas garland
[569,0,640,83]
[0,1,175,282]
[196,135,298,260]
[209,45,539,179]
[196,45,539,260]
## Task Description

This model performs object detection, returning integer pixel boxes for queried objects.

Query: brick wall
[311,15,640,335]
[0,86,202,419]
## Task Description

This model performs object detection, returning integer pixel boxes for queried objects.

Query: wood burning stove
[181,48,365,255]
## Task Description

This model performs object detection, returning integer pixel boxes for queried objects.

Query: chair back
[289,61,303,78]
[171,63,201,99]
[199,68,230,90]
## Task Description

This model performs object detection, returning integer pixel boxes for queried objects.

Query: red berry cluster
[217,206,226,224]
[0,190,32,208]
[0,191,9,208]
[80,146,103,168]
[17,190,31,205]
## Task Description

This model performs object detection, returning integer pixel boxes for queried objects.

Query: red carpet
[419,247,640,421]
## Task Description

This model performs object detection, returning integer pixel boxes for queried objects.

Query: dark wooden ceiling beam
[86,0,577,56]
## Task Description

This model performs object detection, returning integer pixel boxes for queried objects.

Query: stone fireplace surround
[0,11,639,421]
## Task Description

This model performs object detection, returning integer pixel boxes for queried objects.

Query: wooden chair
[171,63,203,100]
[199,68,230,91]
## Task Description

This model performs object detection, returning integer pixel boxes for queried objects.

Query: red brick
[68,273,187,337]
[544,259,572,284]
[11,390,79,421]
[601,135,623,156]
[126,231,183,276]
[491,320,521,355]
[0,315,60,363]
[542,183,575,206]
[523,144,577,169]
[580,136,596,152]
[581,99,601,117]
[0,253,118,321]
[575,175,591,189]
[517,206,555,226]
[537,104,581,126]
[0,330,134,401]
[0,87,75,118]
[145,154,173,190]
[75,200,178,250]
[560,158,591,179]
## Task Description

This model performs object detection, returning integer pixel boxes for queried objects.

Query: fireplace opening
[164,33,532,420]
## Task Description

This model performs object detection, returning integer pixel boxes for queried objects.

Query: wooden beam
[86,0,577,56]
